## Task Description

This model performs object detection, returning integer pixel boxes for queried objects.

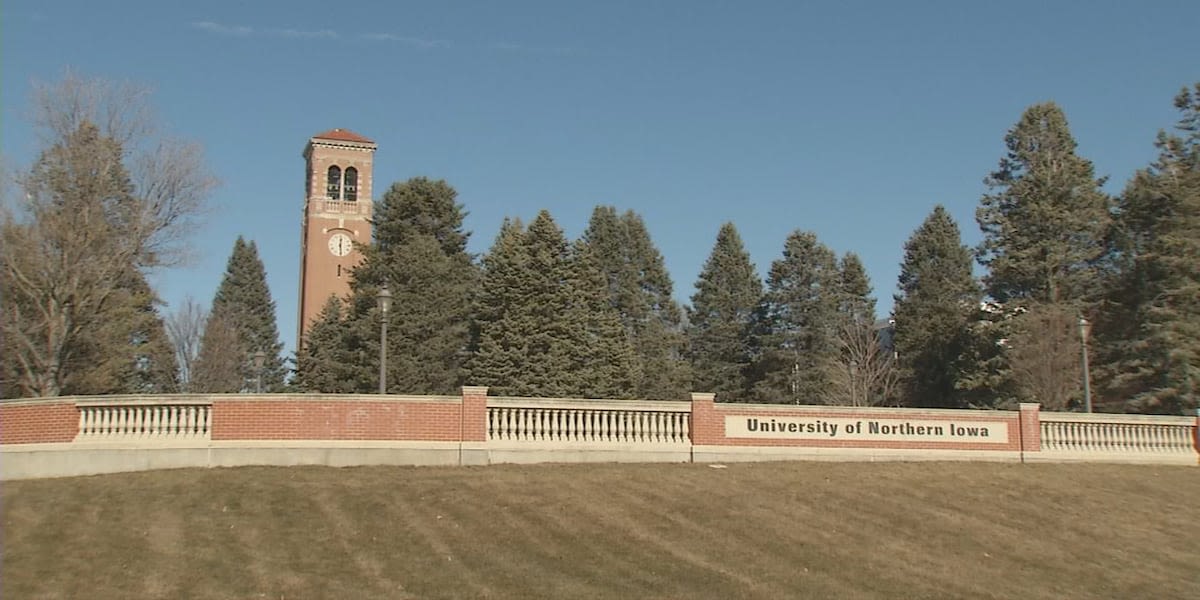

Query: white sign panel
[724,416,1008,444]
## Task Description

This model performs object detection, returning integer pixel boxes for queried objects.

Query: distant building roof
[312,128,374,144]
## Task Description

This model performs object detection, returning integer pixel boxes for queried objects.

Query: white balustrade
[77,401,212,441]
[488,399,690,444]
[1040,413,1195,457]
[316,199,371,216]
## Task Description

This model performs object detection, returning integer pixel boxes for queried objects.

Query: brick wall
[0,393,1038,451]
[0,401,78,444]
[211,396,463,441]
[3,392,1195,469]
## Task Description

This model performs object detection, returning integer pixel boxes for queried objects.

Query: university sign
[724,416,1009,444]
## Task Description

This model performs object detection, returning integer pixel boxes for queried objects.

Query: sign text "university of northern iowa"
[725,416,1009,444]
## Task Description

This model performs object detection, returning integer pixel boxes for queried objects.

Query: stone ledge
[1030,451,1198,466]
[692,445,1023,463]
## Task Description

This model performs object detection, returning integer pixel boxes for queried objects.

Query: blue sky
[3,1,1197,356]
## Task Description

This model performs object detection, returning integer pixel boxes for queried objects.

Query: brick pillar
[1018,403,1041,458]
[459,386,489,466]
[460,386,489,442]
[689,392,717,447]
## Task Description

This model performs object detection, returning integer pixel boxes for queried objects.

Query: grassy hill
[3,461,1198,599]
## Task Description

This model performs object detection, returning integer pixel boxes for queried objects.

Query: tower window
[326,166,342,200]
[344,167,358,201]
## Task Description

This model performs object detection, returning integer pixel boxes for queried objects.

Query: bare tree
[1005,303,1081,411]
[165,296,208,392]
[824,319,900,406]
[0,72,216,397]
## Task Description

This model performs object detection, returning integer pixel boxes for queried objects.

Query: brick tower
[298,129,377,346]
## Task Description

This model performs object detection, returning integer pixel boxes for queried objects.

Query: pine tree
[63,270,178,395]
[823,252,890,406]
[837,252,876,324]
[516,211,585,396]
[201,237,286,392]
[292,296,363,393]
[190,312,243,393]
[470,211,636,397]
[1104,83,1200,414]
[892,206,982,408]
[687,223,763,402]
[369,177,471,256]
[974,103,1112,408]
[116,273,178,394]
[977,102,1112,306]
[582,206,689,399]
[374,235,476,393]
[565,240,639,398]
[343,178,477,394]
[473,211,576,396]
[749,230,841,404]
[469,218,532,394]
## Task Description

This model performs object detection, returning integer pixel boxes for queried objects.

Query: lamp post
[1078,316,1093,413]
[377,284,393,395]
[790,362,800,404]
[252,350,266,393]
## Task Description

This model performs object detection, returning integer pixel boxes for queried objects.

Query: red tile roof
[312,128,374,144]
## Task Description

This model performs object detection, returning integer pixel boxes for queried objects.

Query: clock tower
[298,128,377,346]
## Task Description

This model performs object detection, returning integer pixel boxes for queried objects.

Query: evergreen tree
[64,270,178,395]
[369,177,470,256]
[190,312,243,393]
[565,240,639,398]
[687,223,763,402]
[823,252,889,405]
[343,178,477,394]
[974,103,1112,408]
[472,211,576,395]
[1104,83,1200,414]
[954,301,1023,409]
[749,231,841,404]
[977,102,1112,306]
[582,206,689,399]
[292,296,363,393]
[837,252,876,324]
[892,206,982,408]
[470,211,636,397]
[469,218,532,393]
[116,273,178,394]
[516,211,585,396]
[203,237,286,391]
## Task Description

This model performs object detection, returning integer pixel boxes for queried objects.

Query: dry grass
[2,462,1198,599]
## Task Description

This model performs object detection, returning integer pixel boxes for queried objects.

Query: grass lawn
[2,461,1198,599]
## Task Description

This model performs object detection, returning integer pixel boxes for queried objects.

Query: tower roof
[311,128,374,144]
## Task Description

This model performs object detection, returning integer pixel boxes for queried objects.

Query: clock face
[328,233,353,257]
